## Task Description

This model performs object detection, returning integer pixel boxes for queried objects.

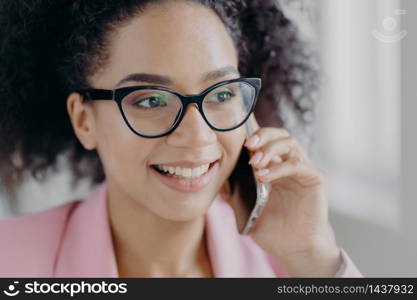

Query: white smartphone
[226,119,271,235]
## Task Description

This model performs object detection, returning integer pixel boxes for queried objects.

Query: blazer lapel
[54,183,118,277]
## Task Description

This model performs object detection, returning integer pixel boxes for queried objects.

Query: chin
[149,194,215,222]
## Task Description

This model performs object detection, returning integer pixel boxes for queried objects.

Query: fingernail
[245,135,260,147]
[249,151,263,165]
[255,168,270,177]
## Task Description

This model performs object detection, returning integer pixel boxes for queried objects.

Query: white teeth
[155,163,212,179]
[184,168,192,177]
[192,167,201,177]
[168,166,175,174]
[202,164,209,173]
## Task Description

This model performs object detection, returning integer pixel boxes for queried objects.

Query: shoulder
[0,200,80,277]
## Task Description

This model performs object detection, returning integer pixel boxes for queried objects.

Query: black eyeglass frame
[77,77,262,139]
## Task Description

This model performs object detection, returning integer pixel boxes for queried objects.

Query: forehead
[94,1,239,91]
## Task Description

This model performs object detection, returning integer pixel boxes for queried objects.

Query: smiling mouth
[150,160,219,179]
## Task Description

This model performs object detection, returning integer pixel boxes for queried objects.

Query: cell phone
[227,120,271,235]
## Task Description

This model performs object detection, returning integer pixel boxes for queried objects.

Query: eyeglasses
[78,77,261,138]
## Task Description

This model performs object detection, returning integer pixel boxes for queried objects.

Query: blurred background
[316,0,416,277]
[0,0,416,276]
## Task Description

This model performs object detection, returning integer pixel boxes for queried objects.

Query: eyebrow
[115,65,239,87]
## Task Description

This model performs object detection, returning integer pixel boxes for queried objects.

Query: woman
[0,0,361,277]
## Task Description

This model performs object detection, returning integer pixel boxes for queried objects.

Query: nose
[166,103,217,147]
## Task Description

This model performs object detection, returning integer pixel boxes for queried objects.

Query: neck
[107,182,212,277]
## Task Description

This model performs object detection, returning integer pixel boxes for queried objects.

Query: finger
[249,137,293,169]
[271,154,283,163]
[254,157,326,188]
[244,127,291,150]
[281,139,311,165]
[254,137,295,168]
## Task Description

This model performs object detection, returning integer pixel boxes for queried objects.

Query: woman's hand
[238,114,342,277]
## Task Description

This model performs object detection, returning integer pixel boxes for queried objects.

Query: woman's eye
[134,96,167,109]
[211,90,234,102]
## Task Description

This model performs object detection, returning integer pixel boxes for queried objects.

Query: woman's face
[78,1,246,221]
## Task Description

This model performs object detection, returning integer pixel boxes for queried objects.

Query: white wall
[314,0,416,276]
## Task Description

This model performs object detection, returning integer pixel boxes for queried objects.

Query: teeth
[155,163,212,179]
[192,167,201,177]
[168,166,175,174]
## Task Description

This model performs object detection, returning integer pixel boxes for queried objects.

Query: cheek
[93,106,156,179]
[219,127,247,171]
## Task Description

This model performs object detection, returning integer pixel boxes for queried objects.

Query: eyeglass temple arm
[78,89,114,100]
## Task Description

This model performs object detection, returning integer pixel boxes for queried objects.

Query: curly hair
[0,0,317,195]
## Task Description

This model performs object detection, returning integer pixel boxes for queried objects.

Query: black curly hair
[0,0,317,195]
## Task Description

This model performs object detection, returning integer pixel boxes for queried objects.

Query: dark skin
[66,1,341,277]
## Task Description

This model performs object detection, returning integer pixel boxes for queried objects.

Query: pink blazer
[0,182,362,277]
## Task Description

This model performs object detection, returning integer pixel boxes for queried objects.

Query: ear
[66,92,98,150]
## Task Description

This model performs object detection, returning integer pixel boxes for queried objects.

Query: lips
[150,160,218,179]
[149,159,220,193]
